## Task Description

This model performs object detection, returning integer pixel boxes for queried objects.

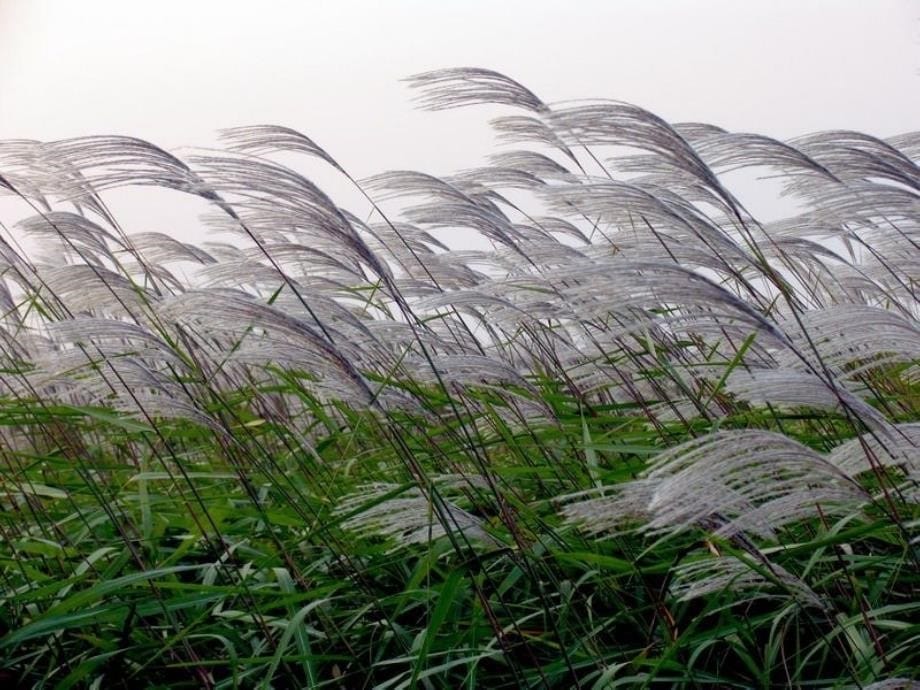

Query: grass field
[0,68,918,688]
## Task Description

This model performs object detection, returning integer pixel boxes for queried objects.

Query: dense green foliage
[0,69,918,688]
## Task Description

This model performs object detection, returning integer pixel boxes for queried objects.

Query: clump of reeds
[0,68,917,688]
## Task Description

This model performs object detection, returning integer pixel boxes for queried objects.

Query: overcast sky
[0,0,918,240]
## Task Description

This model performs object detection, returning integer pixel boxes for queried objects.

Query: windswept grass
[0,68,917,688]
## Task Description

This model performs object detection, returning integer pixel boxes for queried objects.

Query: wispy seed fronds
[643,430,866,539]
[669,554,826,609]
[548,102,725,194]
[829,423,920,482]
[406,67,546,113]
[563,431,866,541]
[123,232,217,266]
[218,124,343,172]
[724,368,891,432]
[337,482,496,550]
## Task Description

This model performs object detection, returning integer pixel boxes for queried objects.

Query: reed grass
[0,68,917,688]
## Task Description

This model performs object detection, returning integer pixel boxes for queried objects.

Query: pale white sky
[0,0,918,240]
